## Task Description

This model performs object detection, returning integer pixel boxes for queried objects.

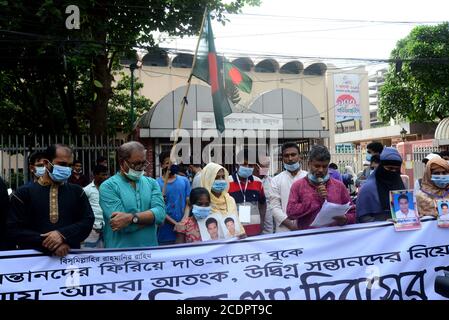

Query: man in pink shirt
[286,145,356,229]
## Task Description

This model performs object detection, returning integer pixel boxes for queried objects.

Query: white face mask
[125,168,144,181]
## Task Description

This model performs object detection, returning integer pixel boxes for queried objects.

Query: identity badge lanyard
[236,175,249,204]
[236,175,251,223]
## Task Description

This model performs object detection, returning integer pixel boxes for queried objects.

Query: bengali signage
[334,74,362,123]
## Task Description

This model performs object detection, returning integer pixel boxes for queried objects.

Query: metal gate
[0,135,126,189]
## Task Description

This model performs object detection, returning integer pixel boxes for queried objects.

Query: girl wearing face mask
[200,163,247,237]
[175,187,211,243]
[416,158,449,217]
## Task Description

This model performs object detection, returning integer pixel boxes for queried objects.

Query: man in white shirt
[269,142,308,233]
[395,194,416,220]
[256,156,274,234]
[189,164,203,189]
[82,165,109,248]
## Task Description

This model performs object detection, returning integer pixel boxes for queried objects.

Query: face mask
[211,180,228,193]
[73,169,82,174]
[125,168,144,181]
[258,167,269,176]
[431,175,449,188]
[238,166,254,178]
[47,164,72,182]
[366,154,372,161]
[284,162,300,172]
[34,166,46,177]
[192,205,211,220]
[307,173,330,184]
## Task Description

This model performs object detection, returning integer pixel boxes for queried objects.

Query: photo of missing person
[394,193,416,220]
[390,190,421,231]
[436,200,449,225]
[223,214,241,239]
[198,213,225,241]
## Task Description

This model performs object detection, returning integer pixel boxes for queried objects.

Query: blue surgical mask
[431,175,449,188]
[212,180,228,193]
[47,164,72,182]
[125,168,144,181]
[308,173,330,184]
[238,166,254,178]
[366,154,372,161]
[192,205,211,220]
[35,166,46,177]
[283,162,300,172]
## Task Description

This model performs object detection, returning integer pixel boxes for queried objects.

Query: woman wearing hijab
[356,147,405,222]
[416,158,449,217]
[200,162,246,237]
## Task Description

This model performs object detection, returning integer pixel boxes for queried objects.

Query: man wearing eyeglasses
[8,144,94,256]
[99,141,166,248]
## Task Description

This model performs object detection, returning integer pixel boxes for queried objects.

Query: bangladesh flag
[192,13,251,132]
[224,61,252,94]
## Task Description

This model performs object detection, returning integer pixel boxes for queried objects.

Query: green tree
[107,72,152,135]
[379,23,449,122]
[0,0,259,136]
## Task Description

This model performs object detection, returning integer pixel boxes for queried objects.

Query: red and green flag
[224,60,252,94]
[192,13,237,133]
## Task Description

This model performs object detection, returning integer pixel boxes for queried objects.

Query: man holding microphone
[286,145,356,230]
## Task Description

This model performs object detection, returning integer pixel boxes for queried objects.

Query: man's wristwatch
[132,214,139,224]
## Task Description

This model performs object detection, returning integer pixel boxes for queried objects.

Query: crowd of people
[0,140,448,257]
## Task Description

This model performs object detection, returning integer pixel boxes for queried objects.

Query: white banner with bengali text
[0,219,448,300]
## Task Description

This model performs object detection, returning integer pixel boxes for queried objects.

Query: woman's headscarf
[420,157,449,195]
[416,158,449,216]
[375,147,405,211]
[357,147,404,218]
[200,163,237,214]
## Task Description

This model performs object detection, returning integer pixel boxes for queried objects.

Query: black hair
[73,159,82,166]
[224,217,234,225]
[308,145,331,162]
[440,151,449,158]
[370,154,381,164]
[281,142,300,155]
[45,144,73,162]
[398,194,409,202]
[441,203,448,209]
[159,151,171,165]
[28,151,45,166]
[329,163,338,170]
[93,165,108,175]
[96,156,107,164]
[206,217,218,228]
[367,142,383,154]
[189,187,210,206]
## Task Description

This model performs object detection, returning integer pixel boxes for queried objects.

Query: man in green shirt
[100,141,166,248]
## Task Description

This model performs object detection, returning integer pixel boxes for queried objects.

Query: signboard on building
[197,112,283,130]
[334,74,362,123]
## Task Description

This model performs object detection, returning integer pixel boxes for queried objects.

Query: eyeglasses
[125,160,149,171]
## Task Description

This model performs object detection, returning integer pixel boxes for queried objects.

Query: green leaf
[93,93,97,101]
[94,80,103,88]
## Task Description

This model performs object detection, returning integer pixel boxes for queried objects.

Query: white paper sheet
[310,201,352,227]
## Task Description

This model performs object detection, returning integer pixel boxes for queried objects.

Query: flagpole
[161,7,208,197]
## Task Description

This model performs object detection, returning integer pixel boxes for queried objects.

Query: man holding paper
[286,145,356,229]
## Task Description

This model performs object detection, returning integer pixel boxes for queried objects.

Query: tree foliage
[379,23,449,122]
[0,0,259,136]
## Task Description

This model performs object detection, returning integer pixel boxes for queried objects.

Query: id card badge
[239,205,251,223]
